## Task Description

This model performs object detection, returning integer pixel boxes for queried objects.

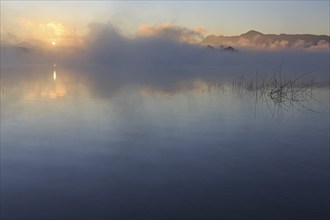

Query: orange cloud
[195,27,206,34]
[138,23,204,44]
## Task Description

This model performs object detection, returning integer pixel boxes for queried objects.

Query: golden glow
[40,22,65,37]
[53,70,57,80]
[25,84,66,100]
[9,18,83,47]
[23,68,69,100]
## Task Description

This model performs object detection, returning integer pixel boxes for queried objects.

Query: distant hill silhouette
[201,30,329,49]
[13,41,36,52]
[206,45,238,52]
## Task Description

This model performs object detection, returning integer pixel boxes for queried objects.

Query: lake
[1,64,329,219]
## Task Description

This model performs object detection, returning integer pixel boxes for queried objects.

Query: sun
[51,41,56,46]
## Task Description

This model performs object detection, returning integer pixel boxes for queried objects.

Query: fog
[1,23,329,89]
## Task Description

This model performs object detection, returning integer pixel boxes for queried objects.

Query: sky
[1,0,329,44]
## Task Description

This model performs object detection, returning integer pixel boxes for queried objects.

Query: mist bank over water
[1,23,329,85]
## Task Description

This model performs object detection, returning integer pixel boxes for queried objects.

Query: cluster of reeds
[231,62,322,113]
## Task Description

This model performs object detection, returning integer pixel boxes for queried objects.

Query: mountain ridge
[201,30,329,49]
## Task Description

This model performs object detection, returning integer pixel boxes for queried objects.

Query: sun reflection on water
[24,67,67,100]
[25,82,66,100]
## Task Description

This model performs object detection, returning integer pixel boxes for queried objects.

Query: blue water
[1,65,329,219]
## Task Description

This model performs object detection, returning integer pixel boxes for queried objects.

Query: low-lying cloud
[137,23,204,44]
[80,23,235,67]
[1,23,329,88]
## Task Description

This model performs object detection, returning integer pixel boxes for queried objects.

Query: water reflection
[24,69,66,100]
[53,63,57,80]
[1,65,86,102]
[1,64,328,117]
[1,65,329,220]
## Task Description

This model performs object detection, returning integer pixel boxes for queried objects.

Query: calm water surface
[1,65,329,219]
